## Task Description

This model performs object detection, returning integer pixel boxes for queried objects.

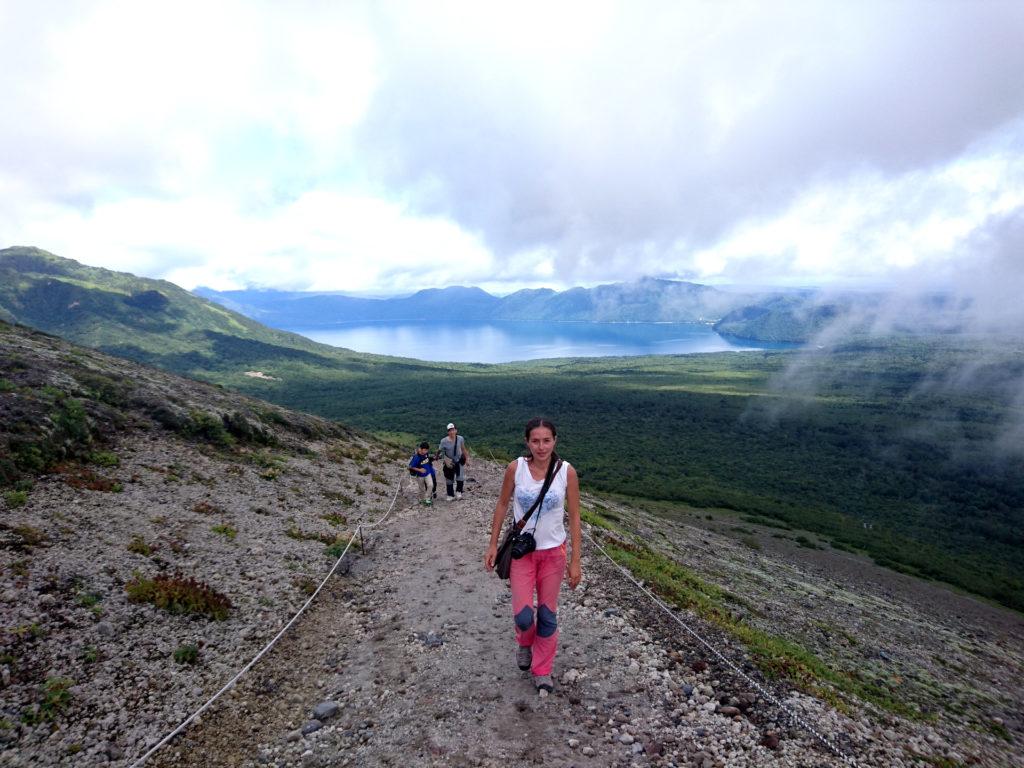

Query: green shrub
[321,513,347,526]
[127,536,156,556]
[212,524,237,540]
[81,646,99,664]
[324,539,349,558]
[125,572,231,620]
[4,490,27,508]
[173,644,199,665]
[22,676,74,724]
[183,411,233,447]
[76,590,101,608]
[89,451,119,467]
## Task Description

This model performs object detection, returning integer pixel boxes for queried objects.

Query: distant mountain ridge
[194,277,757,327]
[196,278,979,344]
[2,246,975,346]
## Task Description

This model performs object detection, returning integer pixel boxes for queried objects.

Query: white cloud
[1,1,1023,295]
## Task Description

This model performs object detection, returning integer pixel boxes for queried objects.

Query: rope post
[358,526,366,554]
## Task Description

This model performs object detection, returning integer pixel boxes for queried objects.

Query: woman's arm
[484,461,517,570]
[565,464,582,589]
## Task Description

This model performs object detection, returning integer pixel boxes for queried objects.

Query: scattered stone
[312,701,340,721]
[760,732,780,750]
[619,733,635,745]
[301,721,322,735]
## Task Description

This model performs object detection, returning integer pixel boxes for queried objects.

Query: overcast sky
[1,1,1022,296]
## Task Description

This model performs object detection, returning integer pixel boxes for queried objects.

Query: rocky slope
[1,321,1022,767]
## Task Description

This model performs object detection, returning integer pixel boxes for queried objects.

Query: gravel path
[146,460,919,768]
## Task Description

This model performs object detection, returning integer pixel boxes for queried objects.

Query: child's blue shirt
[409,452,435,476]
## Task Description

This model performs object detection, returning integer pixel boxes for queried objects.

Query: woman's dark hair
[524,417,560,484]
[419,441,430,449]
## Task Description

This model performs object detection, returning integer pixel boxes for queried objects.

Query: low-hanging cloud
[759,207,1024,459]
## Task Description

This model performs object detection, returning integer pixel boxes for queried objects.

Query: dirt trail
[149,461,862,768]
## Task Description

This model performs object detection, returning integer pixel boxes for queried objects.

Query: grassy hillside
[0,246,377,365]
[2,248,1022,612]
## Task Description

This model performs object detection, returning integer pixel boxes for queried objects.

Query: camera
[510,531,537,559]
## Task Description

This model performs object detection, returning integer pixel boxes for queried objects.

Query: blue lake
[285,321,798,363]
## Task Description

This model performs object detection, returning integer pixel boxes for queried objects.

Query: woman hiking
[484,417,582,693]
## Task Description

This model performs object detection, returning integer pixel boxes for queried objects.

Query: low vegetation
[590,515,920,718]
[22,676,74,725]
[211,523,237,540]
[173,644,199,665]
[125,572,232,620]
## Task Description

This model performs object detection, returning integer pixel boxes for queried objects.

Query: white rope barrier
[584,528,859,766]
[127,472,406,768]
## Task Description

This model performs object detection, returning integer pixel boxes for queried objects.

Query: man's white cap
[446,422,455,430]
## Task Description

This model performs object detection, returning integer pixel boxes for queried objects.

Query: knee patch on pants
[537,604,557,638]
[514,606,534,631]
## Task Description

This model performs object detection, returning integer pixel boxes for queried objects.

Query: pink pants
[509,543,566,676]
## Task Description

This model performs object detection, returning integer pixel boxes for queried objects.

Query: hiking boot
[516,645,532,671]
[456,491,463,500]
[533,674,553,693]
[446,495,454,502]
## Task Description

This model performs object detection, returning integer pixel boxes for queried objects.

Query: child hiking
[408,441,436,505]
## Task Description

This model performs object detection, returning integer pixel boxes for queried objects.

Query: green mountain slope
[0,246,433,377]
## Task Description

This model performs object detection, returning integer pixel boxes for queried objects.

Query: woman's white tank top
[512,456,570,551]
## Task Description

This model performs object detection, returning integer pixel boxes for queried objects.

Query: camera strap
[513,458,563,533]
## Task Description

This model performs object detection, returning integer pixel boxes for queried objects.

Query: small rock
[619,733,634,745]
[645,741,663,756]
[582,746,595,756]
[718,706,741,718]
[301,720,322,735]
[691,660,708,673]
[759,732,780,750]
[96,622,114,638]
[286,730,303,743]
[567,738,580,749]
[312,701,340,721]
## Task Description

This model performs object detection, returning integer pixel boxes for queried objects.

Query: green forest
[177,334,1024,613]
